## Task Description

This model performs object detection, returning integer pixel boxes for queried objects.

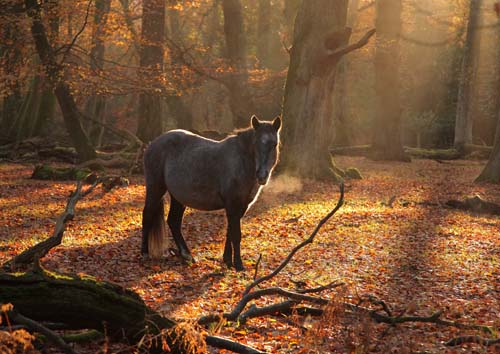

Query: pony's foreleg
[142,185,167,260]
[225,208,245,271]
[167,195,194,263]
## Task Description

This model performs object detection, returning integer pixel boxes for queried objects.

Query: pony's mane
[230,126,255,150]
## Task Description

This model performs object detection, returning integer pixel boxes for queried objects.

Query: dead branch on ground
[2,180,100,271]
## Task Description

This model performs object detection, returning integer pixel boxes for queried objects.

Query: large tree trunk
[257,0,271,67]
[454,0,482,152]
[25,0,96,161]
[283,0,301,45]
[84,0,111,147]
[332,0,360,147]
[371,0,408,161]
[222,0,255,128]
[0,19,22,141]
[136,0,166,143]
[280,0,351,178]
[165,1,194,131]
[475,113,500,183]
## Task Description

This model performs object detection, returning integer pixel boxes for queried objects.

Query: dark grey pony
[141,115,281,271]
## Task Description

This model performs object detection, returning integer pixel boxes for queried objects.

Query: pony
[141,115,281,271]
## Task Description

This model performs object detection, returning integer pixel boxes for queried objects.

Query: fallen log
[446,195,500,215]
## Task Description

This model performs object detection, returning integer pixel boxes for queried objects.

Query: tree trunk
[283,0,301,44]
[0,270,200,353]
[25,0,96,161]
[257,0,271,67]
[454,0,482,152]
[84,0,111,147]
[136,0,166,143]
[0,19,22,141]
[281,0,351,178]
[222,0,255,128]
[332,0,360,147]
[475,108,500,183]
[165,1,194,131]
[371,0,408,161]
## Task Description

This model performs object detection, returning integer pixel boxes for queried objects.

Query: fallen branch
[205,335,266,354]
[7,309,76,354]
[243,182,344,296]
[198,184,344,327]
[446,195,500,215]
[445,335,500,347]
[2,180,100,271]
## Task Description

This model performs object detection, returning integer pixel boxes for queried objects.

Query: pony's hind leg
[167,195,194,263]
[142,181,167,259]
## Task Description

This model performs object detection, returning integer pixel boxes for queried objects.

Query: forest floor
[0,156,499,353]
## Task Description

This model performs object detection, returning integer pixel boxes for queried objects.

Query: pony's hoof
[234,263,244,272]
[181,252,196,264]
[141,253,151,261]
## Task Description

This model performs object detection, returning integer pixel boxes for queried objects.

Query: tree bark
[136,0,166,143]
[280,0,351,178]
[84,0,111,147]
[371,0,408,161]
[475,112,500,183]
[257,0,271,67]
[283,0,301,45]
[25,0,96,161]
[165,0,194,130]
[332,0,360,147]
[454,0,482,152]
[0,18,22,141]
[222,0,255,128]
[0,270,200,353]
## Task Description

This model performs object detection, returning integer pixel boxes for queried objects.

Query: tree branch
[330,28,376,59]
[7,310,77,354]
[445,335,500,347]
[242,182,344,297]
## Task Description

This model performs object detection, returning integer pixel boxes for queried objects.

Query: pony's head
[251,115,281,185]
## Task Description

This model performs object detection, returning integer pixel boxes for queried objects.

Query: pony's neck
[235,128,256,155]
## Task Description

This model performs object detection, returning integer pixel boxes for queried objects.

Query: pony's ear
[251,115,260,129]
[272,116,282,131]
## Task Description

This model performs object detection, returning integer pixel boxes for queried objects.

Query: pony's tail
[146,198,167,260]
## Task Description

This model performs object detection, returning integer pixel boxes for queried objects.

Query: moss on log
[0,270,201,353]
[31,164,92,181]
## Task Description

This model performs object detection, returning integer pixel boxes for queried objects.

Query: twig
[445,335,500,347]
[242,182,344,297]
[8,310,77,354]
[253,254,262,280]
[59,0,93,65]
[297,281,345,294]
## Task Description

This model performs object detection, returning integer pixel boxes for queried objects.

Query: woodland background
[0,0,500,353]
